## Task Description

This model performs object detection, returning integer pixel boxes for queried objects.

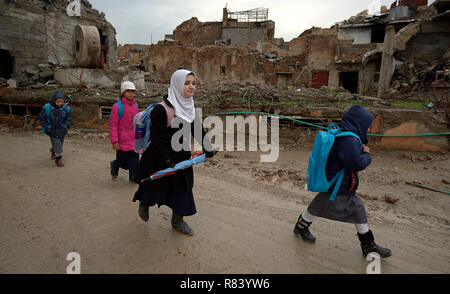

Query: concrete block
[7,79,17,88]
[55,68,116,88]
[122,70,145,91]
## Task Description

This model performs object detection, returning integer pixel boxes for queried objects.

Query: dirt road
[0,130,449,273]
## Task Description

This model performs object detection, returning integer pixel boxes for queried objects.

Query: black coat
[325,105,374,196]
[133,97,215,193]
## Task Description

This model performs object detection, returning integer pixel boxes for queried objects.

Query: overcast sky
[88,0,395,45]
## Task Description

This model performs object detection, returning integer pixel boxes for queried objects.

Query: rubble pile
[388,57,450,96]
[10,63,58,88]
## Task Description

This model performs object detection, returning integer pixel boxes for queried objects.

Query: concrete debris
[384,194,400,204]
[7,79,17,89]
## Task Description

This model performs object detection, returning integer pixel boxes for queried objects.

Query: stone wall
[0,0,118,75]
[173,18,222,47]
[0,2,48,73]
[143,43,298,85]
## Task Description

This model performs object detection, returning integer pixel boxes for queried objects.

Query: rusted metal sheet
[311,71,329,89]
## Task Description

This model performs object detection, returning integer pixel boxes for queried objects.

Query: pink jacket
[109,97,138,151]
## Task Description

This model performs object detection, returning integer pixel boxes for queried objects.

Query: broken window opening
[28,106,41,116]
[339,71,359,94]
[100,106,112,120]
[11,105,27,116]
[76,41,80,52]
[98,29,106,45]
[220,66,226,75]
[151,64,157,72]
[0,104,10,115]
[0,49,14,79]
[371,27,385,43]
[276,73,293,88]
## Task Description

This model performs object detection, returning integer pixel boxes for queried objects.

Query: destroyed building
[288,0,450,98]
[0,0,124,130]
[0,1,448,152]
[0,0,118,82]
[142,7,296,86]
[166,7,275,47]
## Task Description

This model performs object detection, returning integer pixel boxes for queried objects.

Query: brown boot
[50,148,56,160]
[55,156,64,167]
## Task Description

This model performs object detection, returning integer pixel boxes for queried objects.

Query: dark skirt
[132,185,196,216]
[307,192,368,224]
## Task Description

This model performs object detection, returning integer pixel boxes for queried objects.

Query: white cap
[121,81,136,94]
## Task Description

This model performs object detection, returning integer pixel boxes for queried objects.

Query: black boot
[110,161,119,179]
[357,230,391,258]
[171,211,193,235]
[129,173,138,183]
[138,203,149,222]
[293,214,316,243]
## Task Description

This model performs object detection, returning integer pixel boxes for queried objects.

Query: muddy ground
[0,129,449,274]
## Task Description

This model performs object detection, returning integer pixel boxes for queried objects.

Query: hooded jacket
[109,96,138,151]
[325,105,374,196]
[39,90,72,138]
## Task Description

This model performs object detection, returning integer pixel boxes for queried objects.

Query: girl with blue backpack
[39,90,72,167]
[294,105,391,258]
[109,81,140,182]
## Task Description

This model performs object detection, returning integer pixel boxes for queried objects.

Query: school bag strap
[41,103,51,134]
[115,99,139,121]
[133,101,173,154]
[328,129,362,201]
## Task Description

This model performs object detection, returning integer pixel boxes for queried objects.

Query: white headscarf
[167,69,196,123]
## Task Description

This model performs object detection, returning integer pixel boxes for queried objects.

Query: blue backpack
[112,99,138,121]
[133,103,158,153]
[41,103,71,134]
[306,123,362,201]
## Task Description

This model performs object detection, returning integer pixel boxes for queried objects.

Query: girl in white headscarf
[167,69,196,123]
[133,69,216,236]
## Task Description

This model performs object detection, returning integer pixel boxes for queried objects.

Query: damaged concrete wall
[144,43,267,84]
[143,42,302,86]
[0,0,118,76]
[173,18,223,47]
[289,27,338,88]
[397,19,450,61]
[170,11,275,47]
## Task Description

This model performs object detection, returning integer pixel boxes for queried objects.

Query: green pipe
[406,182,450,195]
[202,111,450,137]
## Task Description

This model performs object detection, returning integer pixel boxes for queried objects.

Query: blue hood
[341,105,374,145]
[51,90,65,107]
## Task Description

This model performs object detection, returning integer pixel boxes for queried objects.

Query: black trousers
[112,150,139,178]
